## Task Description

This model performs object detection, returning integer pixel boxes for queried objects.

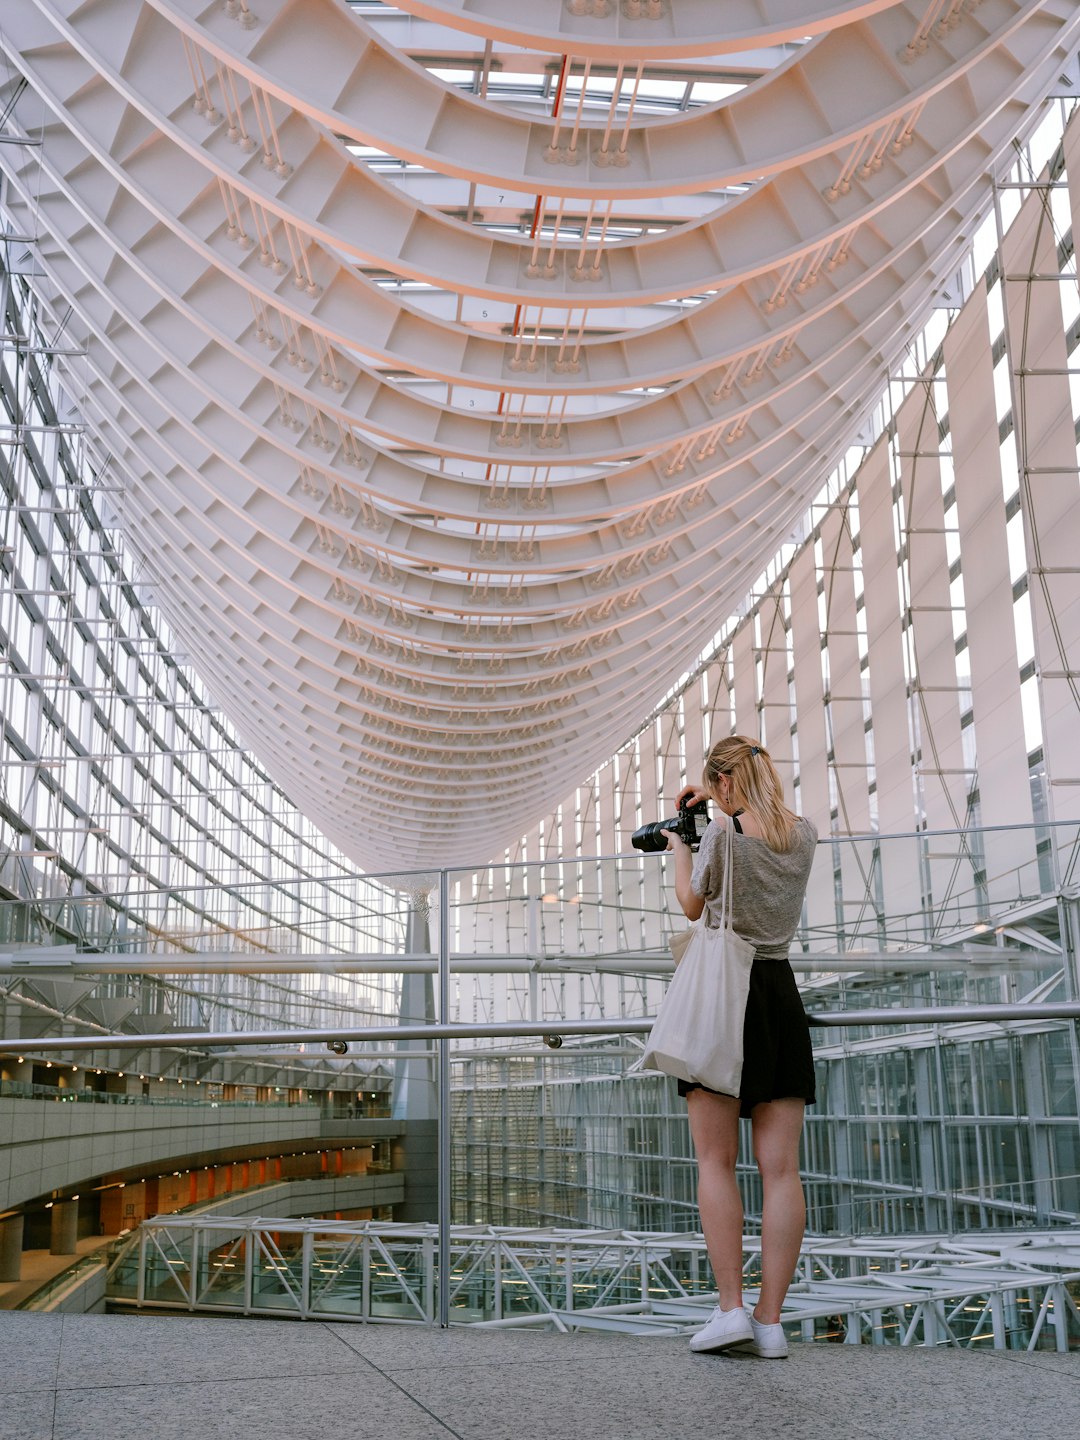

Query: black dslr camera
[631,797,710,854]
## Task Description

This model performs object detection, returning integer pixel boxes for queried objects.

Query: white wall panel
[702,655,734,750]
[599,755,627,945]
[637,722,660,822]
[684,678,705,789]
[649,704,684,945]
[855,439,923,932]
[897,383,976,927]
[856,441,913,833]
[821,505,871,834]
[598,764,617,853]
[657,709,682,810]
[1013,127,1080,820]
[732,622,758,740]
[455,875,477,955]
[897,384,970,830]
[790,549,830,827]
[789,547,834,947]
[615,745,640,840]
[820,505,873,940]
[759,581,794,778]
[944,279,1035,901]
[615,742,644,932]
[577,781,597,855]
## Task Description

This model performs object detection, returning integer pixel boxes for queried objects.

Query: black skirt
[677,955,816,1120]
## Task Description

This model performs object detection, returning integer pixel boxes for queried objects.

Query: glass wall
[0,243,408,1060]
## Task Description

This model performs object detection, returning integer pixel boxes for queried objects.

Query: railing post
[301,1229,313,1319]
[437,867,451,1326]
[189,1227,198,1310]
[244,1223,254,1314]
[424,1234,435,1322]
[136,1228,146,1305]
[1060,894,1080,1000]
[1051,1281,1069,1351]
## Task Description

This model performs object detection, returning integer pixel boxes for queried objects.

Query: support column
[945,279,1035,900]
[0,1213,25,1281]
[759,584,793,787]
[913,1050,945,1232]
[824,1061,853,1236]
[731,621,757,740]
[391,902,438,1221]
[1019,1033,1056,1226]
[50,1198,78,1256]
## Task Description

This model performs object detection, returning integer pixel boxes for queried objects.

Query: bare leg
[687,1089,744,1309]
[750,1098,806,1324]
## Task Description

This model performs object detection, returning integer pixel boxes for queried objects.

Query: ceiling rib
[1,0,1077,868]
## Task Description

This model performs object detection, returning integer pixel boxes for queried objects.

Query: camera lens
[631,819,677,853]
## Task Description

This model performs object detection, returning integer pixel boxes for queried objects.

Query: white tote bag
[637,824,755,1097]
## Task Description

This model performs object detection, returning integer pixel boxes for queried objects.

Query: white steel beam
[2,0,1077,869]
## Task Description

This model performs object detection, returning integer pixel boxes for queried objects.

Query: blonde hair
[703,735,799,853]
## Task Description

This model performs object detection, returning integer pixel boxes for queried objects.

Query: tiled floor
[1,1310,1077,1440]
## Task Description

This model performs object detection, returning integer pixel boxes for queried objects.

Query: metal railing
[15,1252,108,1312]
[0,1078,318,1109]
[104,1216,1080,1350]
[7,1001,1080,1325]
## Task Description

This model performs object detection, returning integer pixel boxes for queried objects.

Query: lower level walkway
[2,1310,1077,1440]
[0,1236,115,1310]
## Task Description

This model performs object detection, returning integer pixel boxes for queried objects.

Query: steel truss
[110,1217,1080,1349]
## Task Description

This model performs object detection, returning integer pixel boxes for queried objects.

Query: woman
[661,735,817,1358]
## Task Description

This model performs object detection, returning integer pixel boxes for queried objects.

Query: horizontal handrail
[3,1002,1080,1053]
[0,815,1077,896]
[0,1078,320,1108]
[0,948,1043,976]
[15,1253,108,1311]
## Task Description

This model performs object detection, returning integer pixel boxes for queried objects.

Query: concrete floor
[1,1310,1077,1440]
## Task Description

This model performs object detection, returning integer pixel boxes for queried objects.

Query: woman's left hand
[663,828,703,920]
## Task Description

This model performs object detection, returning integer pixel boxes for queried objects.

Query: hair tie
[750,745,760,757]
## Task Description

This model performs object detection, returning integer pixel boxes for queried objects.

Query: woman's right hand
[675,784,709,810]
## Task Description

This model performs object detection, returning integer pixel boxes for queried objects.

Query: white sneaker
[735,1311,789,1358]
[688,1304,754,1353]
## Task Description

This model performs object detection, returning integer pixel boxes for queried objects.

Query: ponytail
[703,735,799,853]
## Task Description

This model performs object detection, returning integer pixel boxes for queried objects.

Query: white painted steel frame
[1003,147,1080,820]
[114,1215,1080,1347]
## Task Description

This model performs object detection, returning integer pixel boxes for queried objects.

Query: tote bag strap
[717,818,736,932]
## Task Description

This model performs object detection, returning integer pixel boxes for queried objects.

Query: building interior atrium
[2,0,1080,1379]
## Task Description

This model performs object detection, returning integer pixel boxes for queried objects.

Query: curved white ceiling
[1,0,1077,870]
